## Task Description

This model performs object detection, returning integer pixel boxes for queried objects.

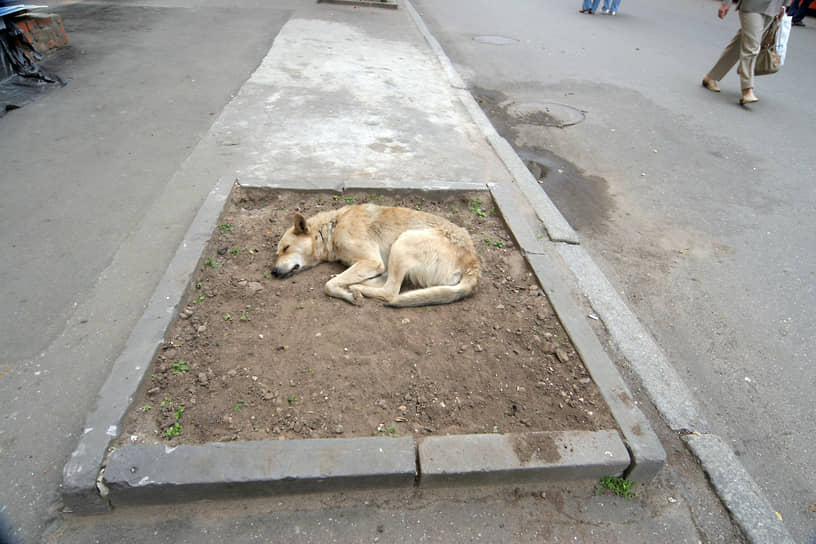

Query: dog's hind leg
[357,273,388,288]
[351,269,406,304]
[354,230,480,307]
[349,234,418,304]
[324,259,385,304]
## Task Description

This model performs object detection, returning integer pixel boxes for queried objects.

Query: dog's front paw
[349,286,365,305]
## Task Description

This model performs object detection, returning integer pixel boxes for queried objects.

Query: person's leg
[610,0,621,14]
[591,0,602,13]
[736,11,771,95]
[707,27,743,83]
[580,0,592,12]
[791,0,808,23]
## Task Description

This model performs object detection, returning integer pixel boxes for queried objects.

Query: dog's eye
[282,245,290,253]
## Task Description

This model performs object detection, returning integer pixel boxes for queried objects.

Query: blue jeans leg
[609,0,621,12]
[582,0,601,12]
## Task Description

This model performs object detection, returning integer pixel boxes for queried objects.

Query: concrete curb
[683,434,796,544]
[490,180,665,482]
[100,430,629,506]
[525,249,666,482]
[555,244,709,435]
[419,430,628,487]
[104,436,418,506]
[62,178,234,514]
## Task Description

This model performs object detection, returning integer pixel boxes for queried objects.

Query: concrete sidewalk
[20,0,780,542]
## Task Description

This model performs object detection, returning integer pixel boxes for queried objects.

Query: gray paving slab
[104,437,417,506]
[418,430,629,487]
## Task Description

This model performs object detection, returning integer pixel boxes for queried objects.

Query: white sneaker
[609,10,616,15]
[601,8,608,13]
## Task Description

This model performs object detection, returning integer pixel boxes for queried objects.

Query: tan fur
[272,203,480,307]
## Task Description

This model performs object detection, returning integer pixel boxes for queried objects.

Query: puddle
[522,153,614,235]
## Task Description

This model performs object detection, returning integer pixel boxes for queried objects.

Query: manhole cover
[473,35,519,46]
[506,102,585,128]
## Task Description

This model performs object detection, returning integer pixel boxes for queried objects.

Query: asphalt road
[0,0,289,539]
[412,0,816,541]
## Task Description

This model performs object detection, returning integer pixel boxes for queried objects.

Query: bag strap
[762,18,779,48]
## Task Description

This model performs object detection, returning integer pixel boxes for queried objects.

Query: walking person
[702,0,790,105]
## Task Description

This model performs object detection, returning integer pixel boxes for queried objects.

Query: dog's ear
[293,213,309,235]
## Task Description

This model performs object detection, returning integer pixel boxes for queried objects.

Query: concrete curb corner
[525,251,666,482]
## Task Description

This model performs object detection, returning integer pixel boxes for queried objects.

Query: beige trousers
[707,10,774,90]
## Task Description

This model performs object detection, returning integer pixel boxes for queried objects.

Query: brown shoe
[702,77,720,92]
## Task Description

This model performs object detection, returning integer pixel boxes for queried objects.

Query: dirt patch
[119,187,616,446]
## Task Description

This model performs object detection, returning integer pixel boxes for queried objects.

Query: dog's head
[271,213,320,279]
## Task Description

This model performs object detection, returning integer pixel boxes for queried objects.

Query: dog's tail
[385,265,481,308]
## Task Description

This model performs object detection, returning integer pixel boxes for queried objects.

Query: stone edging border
[61,179,664,514]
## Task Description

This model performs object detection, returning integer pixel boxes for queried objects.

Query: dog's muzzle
[272,264,299,279]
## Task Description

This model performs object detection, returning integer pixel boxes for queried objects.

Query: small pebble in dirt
[217,246,228,255]
[197,373,209,386]
[335,425,345,434]
[556,349,570,363]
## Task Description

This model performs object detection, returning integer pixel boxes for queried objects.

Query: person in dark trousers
[787,0,809,25]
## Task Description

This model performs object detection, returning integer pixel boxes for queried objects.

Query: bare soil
[119,187,616,446]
